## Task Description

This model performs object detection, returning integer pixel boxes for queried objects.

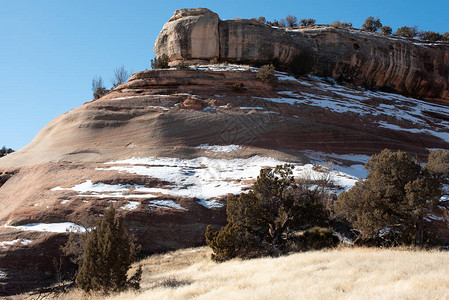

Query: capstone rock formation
[155,8,449,102]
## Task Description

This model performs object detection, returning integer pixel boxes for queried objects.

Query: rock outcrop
[155,8,449,102]
[1,8,449,296]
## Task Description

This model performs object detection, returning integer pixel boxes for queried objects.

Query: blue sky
[1,0,448,150]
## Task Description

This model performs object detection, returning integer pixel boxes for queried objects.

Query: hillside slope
[1,8,449,296]
[1,65,448,295]
[57,246,449,300]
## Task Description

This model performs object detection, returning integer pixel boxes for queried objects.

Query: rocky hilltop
[155,8,449,102]
[0,8,448,296]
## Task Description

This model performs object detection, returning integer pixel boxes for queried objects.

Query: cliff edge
[155,8,449,102]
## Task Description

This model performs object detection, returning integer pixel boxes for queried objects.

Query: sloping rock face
[1,64,449,295]
[154,8,449,102]
[1,66,449,295]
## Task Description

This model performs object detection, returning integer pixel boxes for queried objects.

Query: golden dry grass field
[44,246,449,300]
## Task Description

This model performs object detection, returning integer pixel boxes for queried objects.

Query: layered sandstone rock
[154,8,449,101]
[155,8,220,62]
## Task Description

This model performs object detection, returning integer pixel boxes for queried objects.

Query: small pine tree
[335,149,442,246]
[362,17,382,32]
[76,206,133,293]
[396,26,419,38]
[419,31,445,42]
[0,146,14,158]
[206,164,331,261]
[380,26,392,35]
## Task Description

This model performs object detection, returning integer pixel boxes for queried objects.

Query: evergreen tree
[335,149,442,246]
[76,206,133,292]
[206,164,331,261]
[0,146,14,158]
[362,17,382,32]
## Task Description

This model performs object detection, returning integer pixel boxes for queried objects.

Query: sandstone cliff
[155,8,449,102]
[1,8,449,296]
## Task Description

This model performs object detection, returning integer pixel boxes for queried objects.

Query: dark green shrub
[297,227,339,250]
[396,26,419,38]
[335,149,443,246]
[331,21,352,29]
[300,19,316,27]
[419,31,445,42]
[206,165,331,261]
[288,52,316,77]
[0,146,13,158]
[257,64,275,82]
[150,54,170,69]
[76,206,138,293]
[362,17,382,32]
[380,26,392,35]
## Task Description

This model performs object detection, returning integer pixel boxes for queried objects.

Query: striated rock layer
[1,63,449,295]
[155,8,449,102]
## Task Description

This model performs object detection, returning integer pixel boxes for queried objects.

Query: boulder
[154,8,219,62]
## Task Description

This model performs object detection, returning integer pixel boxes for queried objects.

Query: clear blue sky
[1,0,448,150]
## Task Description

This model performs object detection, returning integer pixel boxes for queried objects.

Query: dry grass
[49,246,449,300]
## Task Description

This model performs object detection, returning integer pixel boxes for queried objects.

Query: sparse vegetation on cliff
[0,146,14,158]
[300,18,316,27]
[362,16,382,32]
[111,66,131,88]
[396,25,419,38]
[92,76,108,100]
[256,64,275,82]
[150,54,170,69]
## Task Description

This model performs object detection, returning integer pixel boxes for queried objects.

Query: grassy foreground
[51,246,448,300]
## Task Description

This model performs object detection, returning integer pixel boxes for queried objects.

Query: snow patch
[5,222,86,233]
[239,106,264,110]
[196,144,242,153]
[147,200,186,210]
[147,105,169,111]
[121,201,139,210]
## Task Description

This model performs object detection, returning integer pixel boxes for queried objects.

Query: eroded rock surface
[1,54,449,296]
[154,8,449,102]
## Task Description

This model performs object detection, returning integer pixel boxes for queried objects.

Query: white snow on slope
[5,222,86,233]
[147,200,186,210]
[196,144,242,153]
[263,74,449,143]
[95,156,361,203]
[121,201,139,210]
[1,238,32,248]
[189,64,257,72]
[50,150,372,209]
